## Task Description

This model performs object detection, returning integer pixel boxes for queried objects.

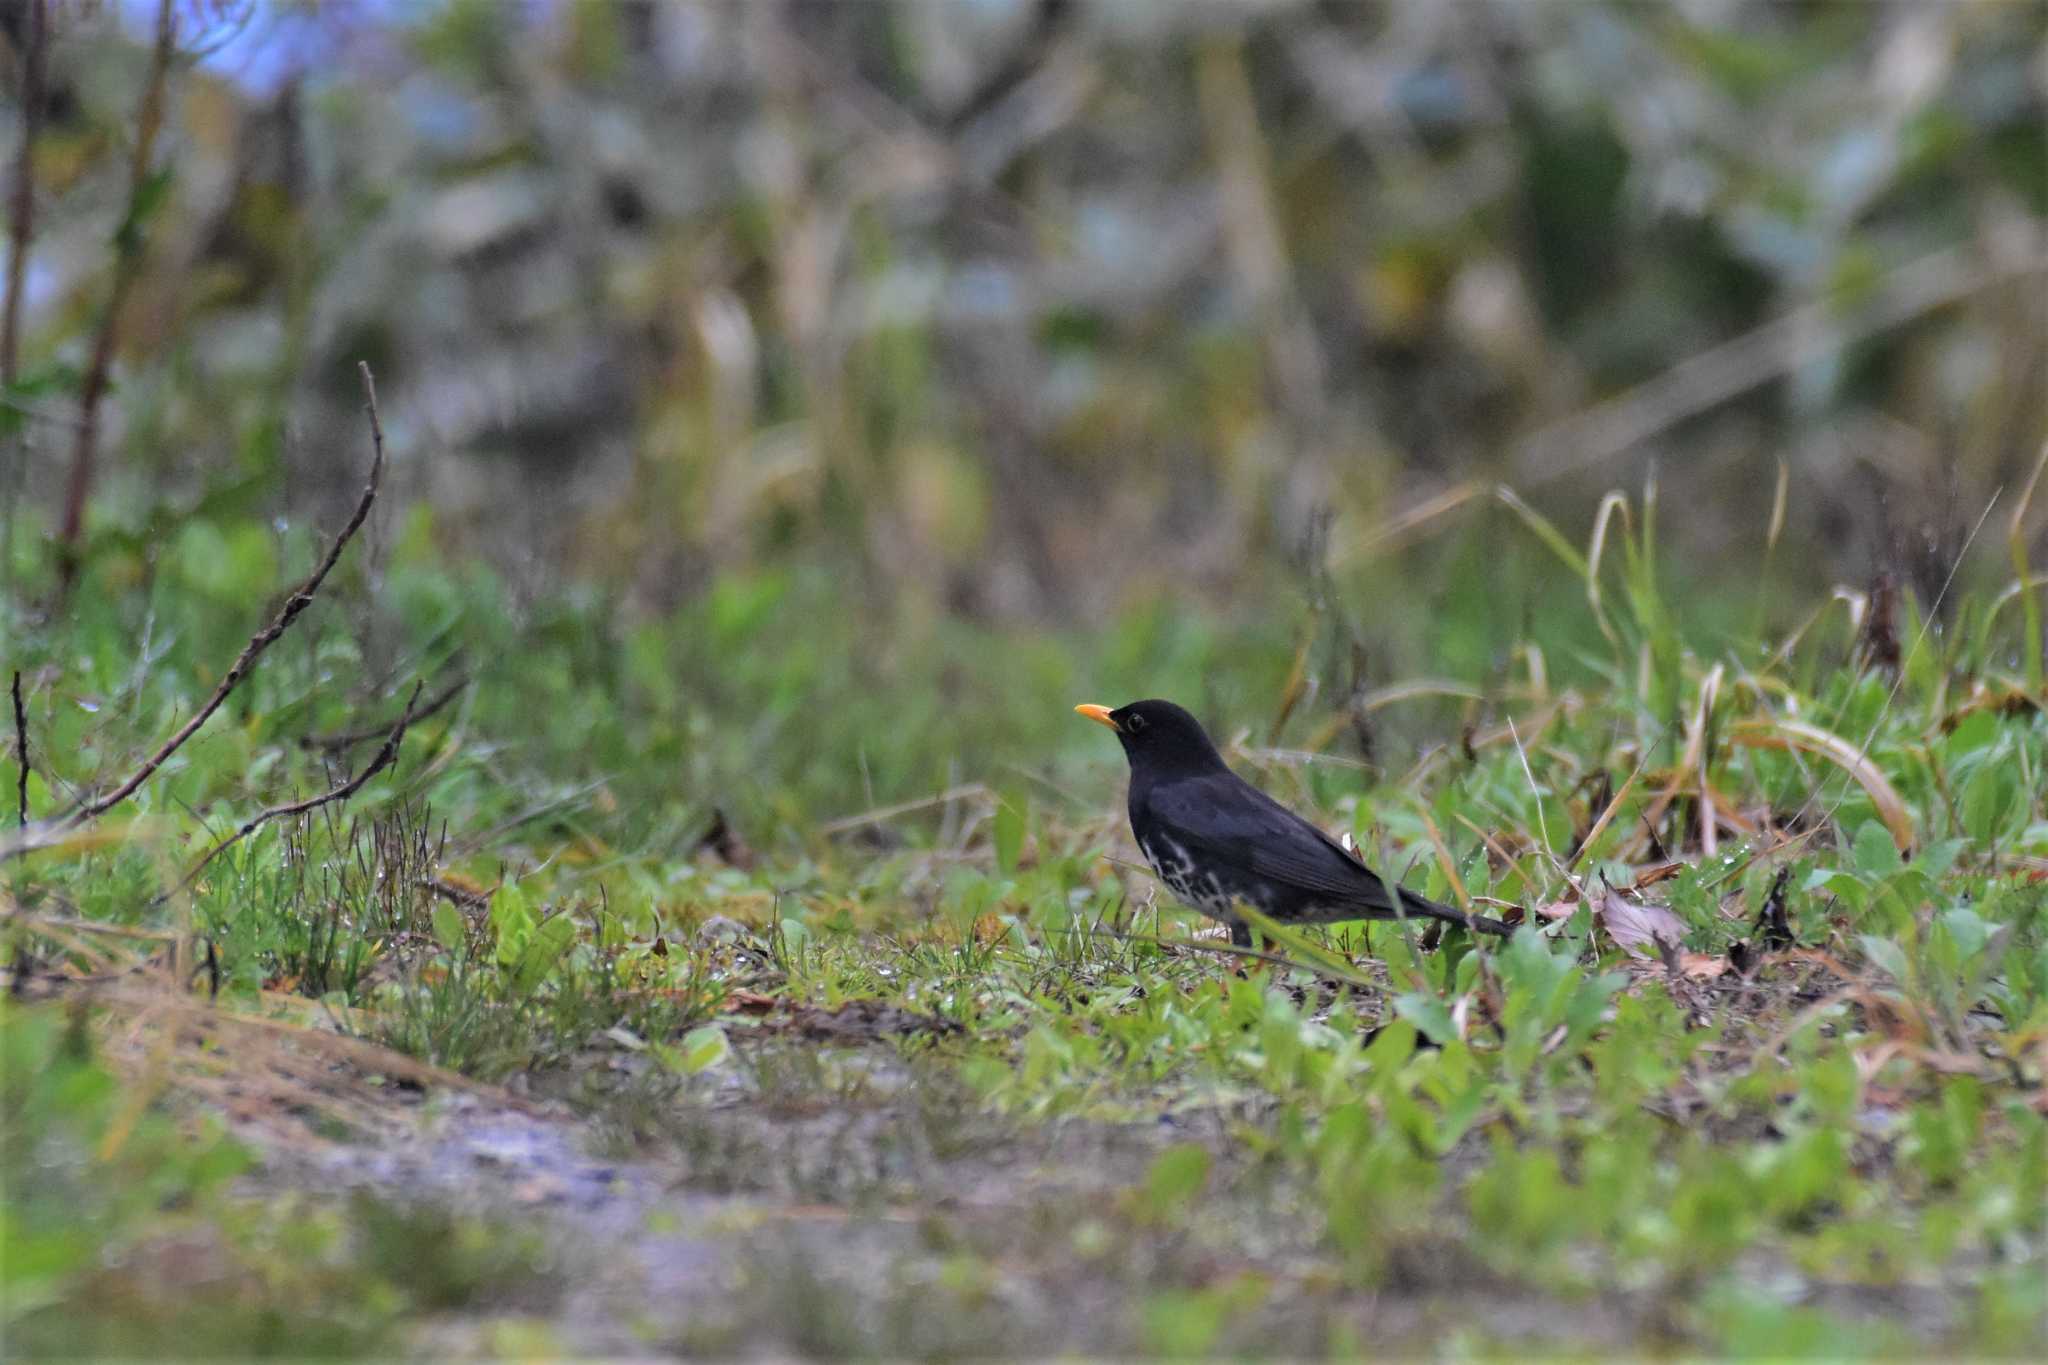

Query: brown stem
[10,668,26,828]
[168,680,422,902]
[61,361,387,830]
[1,0,47,386]
[56,0,176,593]
[300,675,467,753]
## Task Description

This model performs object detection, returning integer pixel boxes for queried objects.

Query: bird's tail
[1397,887,1515,937]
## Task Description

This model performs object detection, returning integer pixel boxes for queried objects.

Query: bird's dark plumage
[1077,699,1513,946]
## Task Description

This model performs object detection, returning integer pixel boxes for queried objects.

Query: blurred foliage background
[2,0,2045,825]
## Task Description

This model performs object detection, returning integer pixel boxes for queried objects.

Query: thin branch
[1,0,47,385]
[63,362,387,828]
[56,0,177,592]
[10,669,26,827]
[167,680,421,901]
[1,0,48,580]
[300,674,466,753]
[940,0,1072,132]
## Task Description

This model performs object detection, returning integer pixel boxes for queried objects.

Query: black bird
[1077,699,1514,947]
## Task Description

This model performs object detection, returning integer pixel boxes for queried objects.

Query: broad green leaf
[509,913,576,996]
[1142,1143,1211,1218]
[431,902,465,955]
[1141,1289,1227,1357]
[491,885,535,966]
[994,798,1026,875]
[114,167,176,253]
[1394,991,1457,1046]
[1852,820,1903,878]
[1937,906,1994,962]
[1961,765,2017,843]
[1859,934,1911,985]
[671,1023,730,1075]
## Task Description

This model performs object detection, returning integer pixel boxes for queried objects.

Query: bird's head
[1073,698,1229,778]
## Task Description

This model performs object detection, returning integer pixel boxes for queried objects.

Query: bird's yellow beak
[1074,703,1118,731]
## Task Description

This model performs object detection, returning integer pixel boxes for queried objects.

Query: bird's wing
[1145,773,1402,910]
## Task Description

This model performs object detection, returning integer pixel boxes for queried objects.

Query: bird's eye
[1125,713,1146,733]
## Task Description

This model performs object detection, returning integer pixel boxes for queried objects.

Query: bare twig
[168,680,421,900]
[60,362,387,831]
[10,669,25,827]
[300,674,467,753]
[56,0,176,592]
[1,0,47,385]
[1,0,48,577]
[940,0,1073,132]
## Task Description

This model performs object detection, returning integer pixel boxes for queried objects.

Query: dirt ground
[209,1024,1705,1358]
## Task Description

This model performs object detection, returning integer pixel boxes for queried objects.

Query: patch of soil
[225,1032,1666,1358]
[725,993,965,1042]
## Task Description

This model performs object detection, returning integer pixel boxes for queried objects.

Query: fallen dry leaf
[1679,951,1728,980]
[1599,886,1689,958]
[426,872,493,911]
[1631,861,1686,889]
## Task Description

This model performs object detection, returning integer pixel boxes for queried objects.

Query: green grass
[3,489,2044,1356]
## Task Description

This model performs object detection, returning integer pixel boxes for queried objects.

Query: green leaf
[1859,934,1911,985]
[1394,991,1457,1046]
[994,798,1026,875]
[668,1023,729,1075]
[1804,1045,1861,1123]
[431,902,465,955]
[1431,1065,1492,1154]
[491,885,536,967]
[114,168,176,254]
[1566,972,1630,1039]
[1937,907,1994,963]
[509,913,576,996]
[1852,820,1902,878]
[1915,838,1968,882]
[1942,709,2000,759]
[1362,1020,1417,1075]
[1141,1289,1227,1357]
[1961,765,2017,843]
[1142,1143,1211,1218]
